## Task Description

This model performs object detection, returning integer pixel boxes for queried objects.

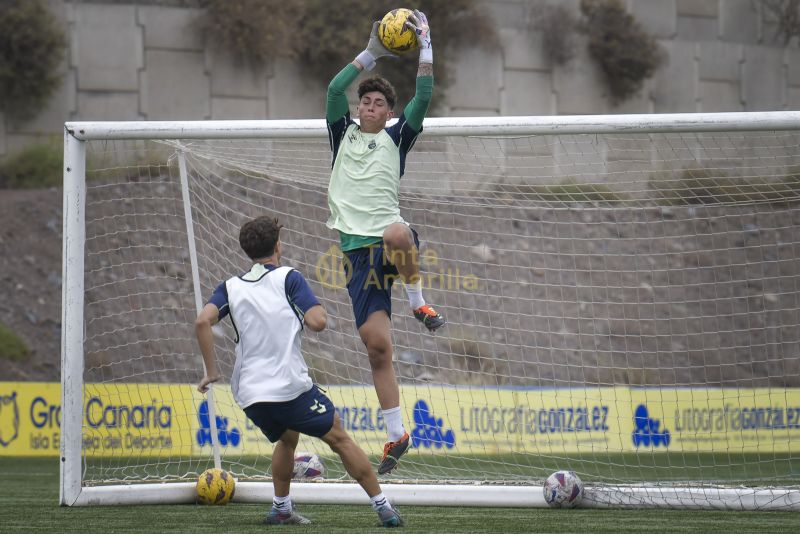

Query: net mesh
[77,128,800,503]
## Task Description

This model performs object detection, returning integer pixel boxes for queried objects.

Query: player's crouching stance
[195,216,403,527]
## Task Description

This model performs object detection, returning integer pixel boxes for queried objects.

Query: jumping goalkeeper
[326,10,444,475]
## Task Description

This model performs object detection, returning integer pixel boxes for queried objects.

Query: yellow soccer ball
[378,8,419,54]
[196,468,236,505]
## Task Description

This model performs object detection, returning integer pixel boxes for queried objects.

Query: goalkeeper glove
[405,9,432,63]
[356,21,396,71]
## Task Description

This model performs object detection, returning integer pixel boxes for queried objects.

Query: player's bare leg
[266,430,311,525]
[272,430,298,498]
[359,311,400,411]
[323,413,404,527]
[382,223,421,283]
[358,311,410,474]
[383,223,445,332]
[322,414,381,496]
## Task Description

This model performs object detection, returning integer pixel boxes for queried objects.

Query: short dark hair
[239,216,283,260]
[358,76,396,109]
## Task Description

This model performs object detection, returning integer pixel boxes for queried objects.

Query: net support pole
[60,129,87,506]
[176,148,222,469]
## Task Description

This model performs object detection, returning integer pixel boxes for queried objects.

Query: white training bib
[226,264,311,407]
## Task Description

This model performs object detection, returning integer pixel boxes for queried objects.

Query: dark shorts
[343,227,420,330]
[243,385,335,443]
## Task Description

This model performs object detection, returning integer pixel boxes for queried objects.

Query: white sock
[381,406,406,442]
[371,492,391,510]
[273,494,292,512]
[404,279,425,310]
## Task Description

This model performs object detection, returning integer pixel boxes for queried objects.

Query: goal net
[61,113,800,509]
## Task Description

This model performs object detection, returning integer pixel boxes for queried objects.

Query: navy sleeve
[208,281,230,320]
[328,113,354,168]
[385,113,421,177]
[285,270,321,319]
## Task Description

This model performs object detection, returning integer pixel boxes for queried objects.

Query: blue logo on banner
[0,391,19,447]
[196,400,241,447]
[411,400,455,449]
[632,404,670,447]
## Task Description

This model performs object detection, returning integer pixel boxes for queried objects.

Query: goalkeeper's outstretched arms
[326,21,396,124]
[195,303,221,393]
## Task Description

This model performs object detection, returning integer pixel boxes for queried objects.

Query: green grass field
[3,457,799,533]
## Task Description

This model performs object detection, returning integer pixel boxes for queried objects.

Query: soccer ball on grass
[543,470,584,508]
[196,467,236,505]
[293,452,326,480]
[378,8,419,54]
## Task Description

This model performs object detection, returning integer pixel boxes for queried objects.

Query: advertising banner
[0,382,197,457]
[1,382,799,456]
[629,388,800,452]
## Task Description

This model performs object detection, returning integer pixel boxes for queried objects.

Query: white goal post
[61,112,800,510]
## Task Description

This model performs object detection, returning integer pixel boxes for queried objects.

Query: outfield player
[326,10,443,475]
[195,216,403,527]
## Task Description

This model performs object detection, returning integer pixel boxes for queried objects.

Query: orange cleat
[378,432,411,475]
[412,304,445,332]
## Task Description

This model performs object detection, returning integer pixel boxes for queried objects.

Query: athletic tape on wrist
[356,50,376,71]
[419,47,433,64]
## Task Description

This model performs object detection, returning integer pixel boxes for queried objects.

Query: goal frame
[61,112,800,509]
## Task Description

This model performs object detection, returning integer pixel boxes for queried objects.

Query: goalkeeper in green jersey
[325,10,444,475]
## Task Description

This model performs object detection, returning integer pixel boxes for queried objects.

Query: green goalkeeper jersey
[326,64,433,252]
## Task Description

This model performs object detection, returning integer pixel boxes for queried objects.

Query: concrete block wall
[2,0,799,155]
[442,0,797,118]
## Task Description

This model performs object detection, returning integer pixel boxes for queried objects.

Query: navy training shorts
[343,227,420,330]
[243,385,335,443]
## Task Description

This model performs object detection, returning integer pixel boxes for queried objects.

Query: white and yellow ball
[378,8,419,54]
[196,468,236,505]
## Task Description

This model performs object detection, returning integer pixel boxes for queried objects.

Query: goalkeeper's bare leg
[382,222,445,332]
[359,312,411,474]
